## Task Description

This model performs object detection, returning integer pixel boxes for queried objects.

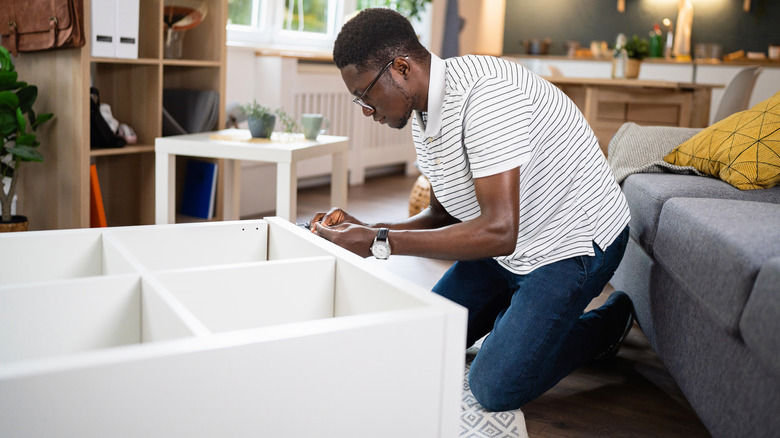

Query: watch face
[372,242,390,259]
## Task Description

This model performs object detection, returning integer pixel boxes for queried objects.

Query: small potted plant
[0,46,53,232]
[624,35,650,78]
[240,100,275,138]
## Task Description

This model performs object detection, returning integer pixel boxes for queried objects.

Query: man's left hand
[313,222,377,258]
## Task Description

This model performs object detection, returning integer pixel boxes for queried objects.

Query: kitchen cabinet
[12,0,226,230]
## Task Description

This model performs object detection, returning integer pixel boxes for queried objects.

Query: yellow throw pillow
[664,91,780,190]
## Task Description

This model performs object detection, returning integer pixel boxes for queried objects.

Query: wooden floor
[282,171,711,438]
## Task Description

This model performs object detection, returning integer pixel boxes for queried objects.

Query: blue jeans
[433,226,630,411]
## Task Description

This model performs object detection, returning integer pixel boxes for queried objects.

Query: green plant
[0,46,53,222]
[358,0,431,22]
[275,108,298,134]
[624,35,650,60]
[240,99,274,120]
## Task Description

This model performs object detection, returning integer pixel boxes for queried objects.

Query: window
[227,0,258,27]
[227,0,346,48]
[227,0,431,51]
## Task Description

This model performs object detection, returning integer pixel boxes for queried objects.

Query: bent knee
[468,367,537,412]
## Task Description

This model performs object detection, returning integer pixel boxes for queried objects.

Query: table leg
[276,162,297,222]
[221,159,240,221]
[583,85,598,124]
[690,88,712,127]
[155,152,175,224]
[331,150,348,210]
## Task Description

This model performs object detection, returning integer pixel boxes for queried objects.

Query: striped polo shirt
[412,54,630,275]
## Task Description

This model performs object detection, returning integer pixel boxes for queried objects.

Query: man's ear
[396,57,410,77]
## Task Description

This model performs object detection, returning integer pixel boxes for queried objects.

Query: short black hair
[333,8,429,73]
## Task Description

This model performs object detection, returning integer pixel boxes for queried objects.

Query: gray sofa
[607,123,780,438]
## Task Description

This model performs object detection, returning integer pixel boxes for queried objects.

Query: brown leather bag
[0,0,85,56]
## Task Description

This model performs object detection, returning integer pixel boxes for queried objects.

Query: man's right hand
[309,207,365,229]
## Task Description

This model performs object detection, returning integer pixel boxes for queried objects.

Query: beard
[388,79,414,130]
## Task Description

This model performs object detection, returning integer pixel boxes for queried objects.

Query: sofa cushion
[740,257,780,376]
[621,173,780,256]
[664,91,780,190]
[654,199,780,335]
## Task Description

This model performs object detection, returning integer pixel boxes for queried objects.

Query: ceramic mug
[302,113,329,140]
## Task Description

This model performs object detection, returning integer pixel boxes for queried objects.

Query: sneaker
[593,291,634,361]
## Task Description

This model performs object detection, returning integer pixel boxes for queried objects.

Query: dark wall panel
[502,0,779,57]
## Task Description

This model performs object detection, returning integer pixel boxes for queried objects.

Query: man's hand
[312,221,376,258]
[309,207,365,228]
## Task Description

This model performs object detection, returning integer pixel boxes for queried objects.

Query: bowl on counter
[522,38,552,55]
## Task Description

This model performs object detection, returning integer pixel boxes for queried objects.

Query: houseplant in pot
[240,100,275,139]
[624,35,650,78]
[0,46,53,232]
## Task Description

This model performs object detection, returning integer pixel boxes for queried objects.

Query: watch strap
[376,227,389,241]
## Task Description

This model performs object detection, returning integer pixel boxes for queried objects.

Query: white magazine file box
[90,0,116,57]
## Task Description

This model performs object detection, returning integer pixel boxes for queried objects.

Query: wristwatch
[370,228,391,259]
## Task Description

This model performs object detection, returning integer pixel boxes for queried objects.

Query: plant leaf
[0,47,14,73]
[33,112,53,130]
[16,85,37,113]
[16,133,36,146]
[0,112,17,137]
[0,90,19,109]
[16,107,25,133]
[8,144,43,162]
[0,71,20,91]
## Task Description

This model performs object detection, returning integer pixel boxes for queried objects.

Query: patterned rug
[460,345,528,438]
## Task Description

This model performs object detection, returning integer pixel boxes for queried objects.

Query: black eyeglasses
[352,57,407,111]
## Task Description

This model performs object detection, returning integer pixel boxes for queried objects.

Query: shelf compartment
[161,0,225,63]
[0,274,206,366]
[155,257,337,333]
[0,275,143,364]
[0,228,137,285]
[92,63,162,147]
[93,153,156,227]
[107,220,269,271]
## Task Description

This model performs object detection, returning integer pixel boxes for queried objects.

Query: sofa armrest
[741,257,780,376]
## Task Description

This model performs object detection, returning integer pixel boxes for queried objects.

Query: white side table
[155,130,349,223]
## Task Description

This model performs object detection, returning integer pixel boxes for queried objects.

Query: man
[309,8,633,411]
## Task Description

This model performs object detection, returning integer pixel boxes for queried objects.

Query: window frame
[227,0,356,50]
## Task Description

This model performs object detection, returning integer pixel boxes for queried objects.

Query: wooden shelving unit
[13,0,226,230]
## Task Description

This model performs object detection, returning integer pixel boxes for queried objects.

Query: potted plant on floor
[0,46,53,232]
[240,100,275,139]
[624,35,650,78]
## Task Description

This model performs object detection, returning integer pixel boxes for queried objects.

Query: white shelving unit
[13,0,227,230]
[0,217,467,437]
